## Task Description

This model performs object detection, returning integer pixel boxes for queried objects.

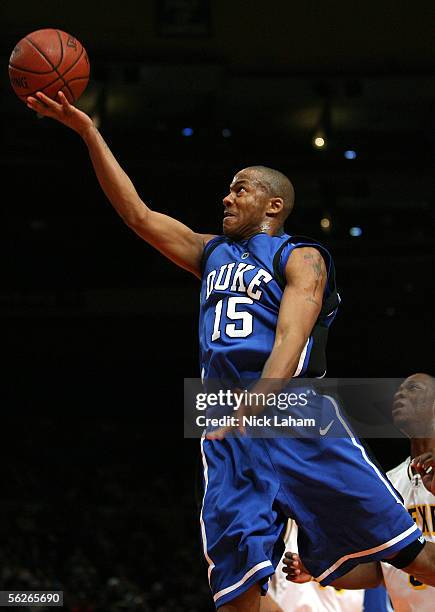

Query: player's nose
[394,388,405,401]
[223,192,234,208]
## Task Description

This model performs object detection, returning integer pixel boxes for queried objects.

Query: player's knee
[403,541,435,575]
[217,584,261,611]
[383,537,426,571]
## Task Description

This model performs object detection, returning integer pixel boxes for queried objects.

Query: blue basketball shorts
[200,393,422,608]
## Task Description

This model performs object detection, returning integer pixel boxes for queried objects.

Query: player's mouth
[392,399,406,413]
[223,211,235,218]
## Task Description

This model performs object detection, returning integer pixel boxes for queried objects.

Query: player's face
[392,374,435,435]
[222,170,271,239]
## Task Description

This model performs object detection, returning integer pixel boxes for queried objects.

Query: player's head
[392,373,435,438]
[222,166,295,239]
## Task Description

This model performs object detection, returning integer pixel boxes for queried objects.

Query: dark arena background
[0,1,433,610]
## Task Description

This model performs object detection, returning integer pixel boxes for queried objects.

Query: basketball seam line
[55,37,86,87]
[26,34,74,102]
[17,59,87,100]
[54,30,75,101]
[61,76,88,84]
[9,60,54,75]
[18,74,66,99]
[25,35,62,71]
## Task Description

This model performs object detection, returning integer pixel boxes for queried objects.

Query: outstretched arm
[26,91,215,277]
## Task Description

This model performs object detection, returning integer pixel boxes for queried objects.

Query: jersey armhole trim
[200,236,227,276]
[272,235,333,287]
[272,236,340,320]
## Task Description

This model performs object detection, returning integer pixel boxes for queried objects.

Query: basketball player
[26,91,435,611]
[284,373,435,611]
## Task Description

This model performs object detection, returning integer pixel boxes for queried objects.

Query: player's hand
[412,451,435,495]
[282,552,313,584]
[206,388,248,440]
[26,91,94,136]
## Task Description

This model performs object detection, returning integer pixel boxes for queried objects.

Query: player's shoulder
[202,234,220,247]
[386,457,410,484]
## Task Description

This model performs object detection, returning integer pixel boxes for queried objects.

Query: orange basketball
[9,28,90,104]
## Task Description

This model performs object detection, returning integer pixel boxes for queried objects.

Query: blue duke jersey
[198,233,423,609]
[199,232,340,384]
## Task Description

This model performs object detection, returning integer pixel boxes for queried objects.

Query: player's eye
[237,187,246,195]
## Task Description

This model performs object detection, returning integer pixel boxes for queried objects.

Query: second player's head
[392,373,435,438]
[222,166,295,240]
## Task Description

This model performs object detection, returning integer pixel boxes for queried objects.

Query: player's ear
[267,197,284,216]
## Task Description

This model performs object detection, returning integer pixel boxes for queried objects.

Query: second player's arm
[27,91,215,277]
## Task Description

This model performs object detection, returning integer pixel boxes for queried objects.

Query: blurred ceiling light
[320,217,331,230]
[349,226,363,237]
[313,135,326,148]
[344,150,357,160]
[182,127,194,137]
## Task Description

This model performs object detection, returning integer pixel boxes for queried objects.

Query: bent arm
[27,91,215,277]
[250,247,327,397]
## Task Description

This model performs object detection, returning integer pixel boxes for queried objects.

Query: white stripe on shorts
[213,560,273,603]
[200,434,215,583]
[314,395,418,582]
[316,523,418,583]
[324,395,403,504]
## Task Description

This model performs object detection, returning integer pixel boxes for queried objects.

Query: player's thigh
[217,583,261,611]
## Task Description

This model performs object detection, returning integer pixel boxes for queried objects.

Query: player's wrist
[79,122,98,142]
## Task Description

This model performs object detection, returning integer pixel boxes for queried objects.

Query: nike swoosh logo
[319,420,334,436]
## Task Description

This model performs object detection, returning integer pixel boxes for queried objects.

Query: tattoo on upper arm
[303,251,326,306]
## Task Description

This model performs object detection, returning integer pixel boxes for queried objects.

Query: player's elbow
[121,201,150,231]
[274,328,308,352]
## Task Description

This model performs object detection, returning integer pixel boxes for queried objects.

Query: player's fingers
[26,97,56,118]
[412,452,433,467]
[26,96,39,109]
[35,91,62,112]
[57,90,72,111]
[282,558,296,567]
[282,564,299,574]
[421,460,434,473]
[206,427,228,440]
[413,458,434,477]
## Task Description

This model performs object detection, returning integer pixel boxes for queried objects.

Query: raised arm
[26,91,215,277]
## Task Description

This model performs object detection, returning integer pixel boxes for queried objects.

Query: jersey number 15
[212,297,254,340]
